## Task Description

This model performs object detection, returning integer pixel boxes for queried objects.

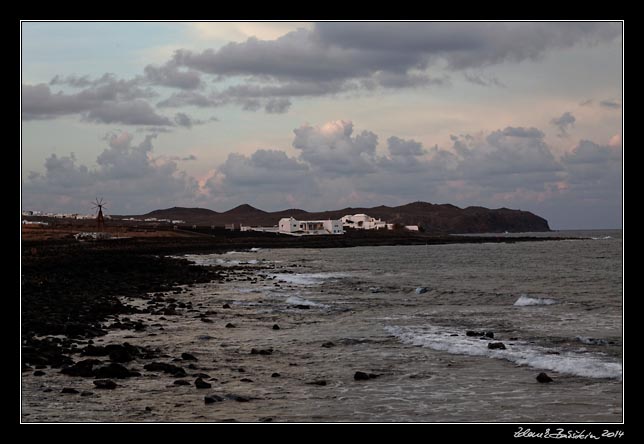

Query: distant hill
[124,201,550,234]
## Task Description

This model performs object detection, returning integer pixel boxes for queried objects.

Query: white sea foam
[514,294,557,306]
[385,325,622,380]
[285,295,327,308]
[269,272,350,286]
[249,247,262,252]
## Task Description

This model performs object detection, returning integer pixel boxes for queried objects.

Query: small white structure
[279,217,343,236]
[341,213,388,230]
[404,225,420,231]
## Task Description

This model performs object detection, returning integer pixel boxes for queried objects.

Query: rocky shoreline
[21,232,574,421]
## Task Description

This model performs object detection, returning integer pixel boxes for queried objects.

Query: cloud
[24,132,200,214]
[144,63,202,90]
[462,71,506,87]
[23,79,168,125]
[292,120,378,176]
[173,112,211,128]
[83,100,173,126]
[265,98,291,114]
[156,90,221,108]
[600,99,621,109]
[550,111,576,137]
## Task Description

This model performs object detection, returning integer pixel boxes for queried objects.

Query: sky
[21,21,623,229]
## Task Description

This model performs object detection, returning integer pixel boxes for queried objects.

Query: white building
[278,217,343,235]
[341,213,388,230]
[404,225,420,231]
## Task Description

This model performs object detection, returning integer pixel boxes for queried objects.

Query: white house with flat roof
[341,213,388,230]
[279,217,344,236]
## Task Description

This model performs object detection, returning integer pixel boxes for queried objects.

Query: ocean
[21,230,623,422]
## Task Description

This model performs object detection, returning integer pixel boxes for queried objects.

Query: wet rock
[415,287,428,294]
[307,380,327,386]
[225,394,250,402]
[240,378,253,382]
[61,388,79,394]
[259,417,273,423]
[271,373,281,378]
[194,373,211,379]
[204,394,225,404]
[225,323,236,328]
[293,305,310,310]
[33,370,46,376]
[94,363,140,379]
[108,348,133,363]
[487,342,506,350]
[272,324,280,330]
[201,318,213,323]
[321,342,335,348]
[144,362,187,377]
[145,407,152,412]
[80,391,94,397]
[250,348,273,355]
[354,371,379,381]
[222,304,231,309]
[174,379,191,386]
[181,352,198,361]
[43,387,53,392]
[354,371,370,381]
[61,359,102,377]
[93,379,117,389]
[537,372,553,383]
[195,378,212,389]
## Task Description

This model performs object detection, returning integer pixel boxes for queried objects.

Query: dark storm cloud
[600,99,621,109]
[312,22,621,70]
[550,111,576,137]
[144,63,202,90]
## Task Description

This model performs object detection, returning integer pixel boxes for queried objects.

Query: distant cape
[122,201,550,234]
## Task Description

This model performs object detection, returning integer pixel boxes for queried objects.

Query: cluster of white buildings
[21,210,98,220]
[278,217,344,235]
[272,213,420,236]
[340,214,392,230]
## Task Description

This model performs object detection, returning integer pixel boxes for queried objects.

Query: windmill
[92,197,107,231]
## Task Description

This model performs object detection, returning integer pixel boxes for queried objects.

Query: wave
[285,295,327,308]
[385,325,622,380]
[514,294,557,306]
[269,272,350,286]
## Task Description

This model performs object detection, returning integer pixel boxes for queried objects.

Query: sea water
[21,230,622,422]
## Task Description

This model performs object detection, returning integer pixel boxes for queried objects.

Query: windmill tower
[92,197,106,232]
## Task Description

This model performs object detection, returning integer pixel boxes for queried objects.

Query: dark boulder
[94,363,140,379]
[181,352,198,361]
[195,378,212,389]
[61,388,79,394]
[307,380,327,386]
[205,394,225,404]
[354,371,370,381]
[61,359,102,377]
[321,342,335,348]
[174,379,191,386]
[93,379,117,389]
[271,373,281,378]
[487,342,506,350]
[33,370,46,376]
[536,372,553,383]
[272,324,280,330]
[225,323,236,328]
[144,362,187,377]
